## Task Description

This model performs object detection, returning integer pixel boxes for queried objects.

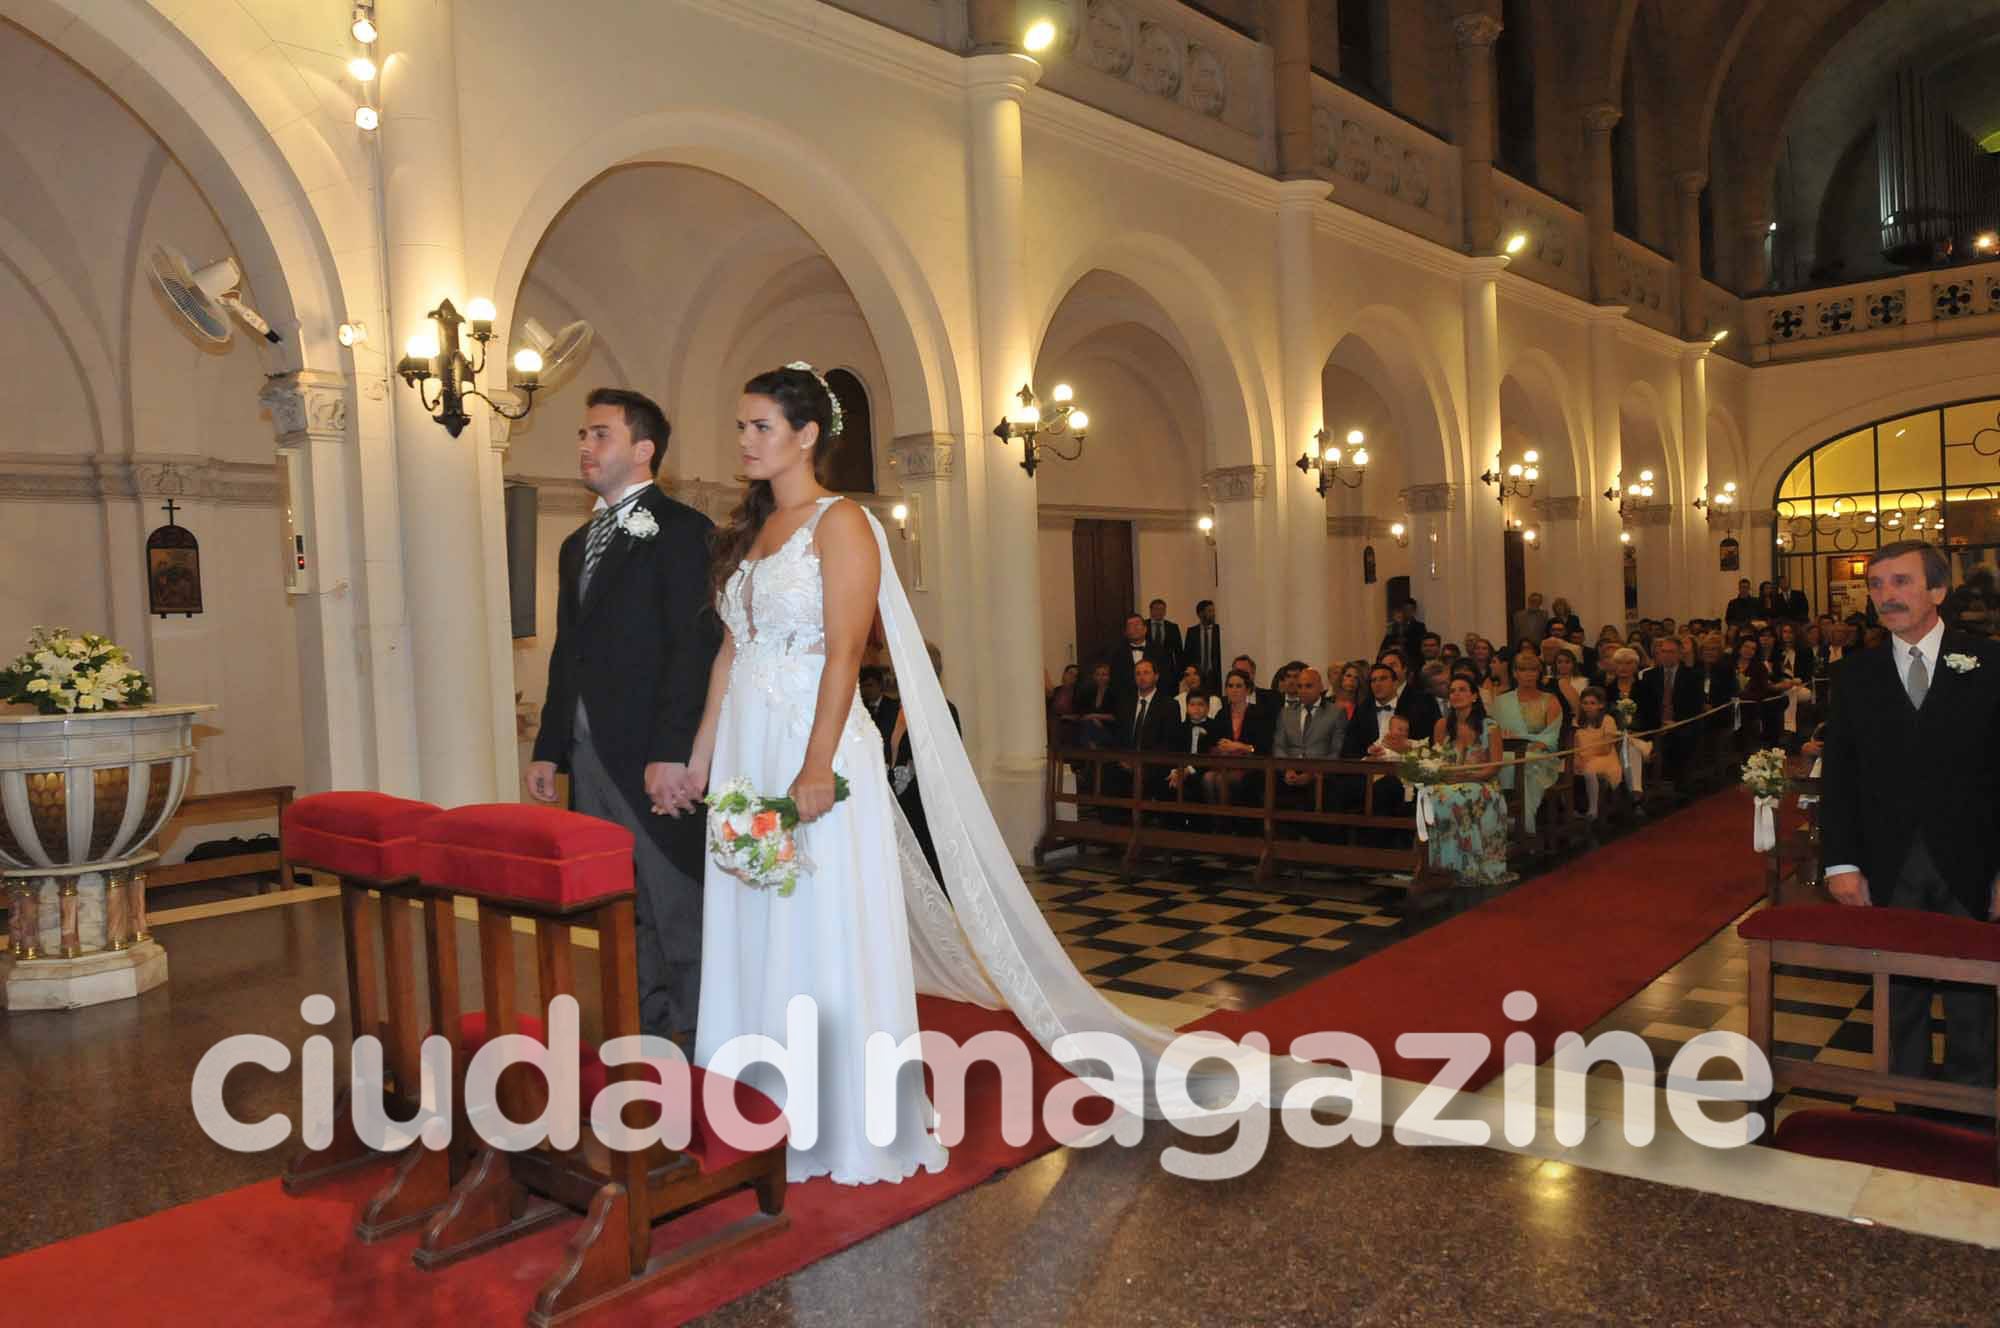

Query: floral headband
[783,361,845,438]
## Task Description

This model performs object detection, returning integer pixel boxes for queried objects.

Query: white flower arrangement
[0,626,155,716]
[1396,738,1452,789]
[1944,652,1979,674]
[616,504,659,540]
[1739,746,1789,799]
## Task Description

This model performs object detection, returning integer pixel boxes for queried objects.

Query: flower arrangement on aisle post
[704,773,851,896]
[1612,696,1638,731]
[1741,746,1788,851]
[1396,738,1453,844]
[0,626,155,716]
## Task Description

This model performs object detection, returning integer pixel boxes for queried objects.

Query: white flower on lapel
[617,505,659,540]
[1944,652,1979,674]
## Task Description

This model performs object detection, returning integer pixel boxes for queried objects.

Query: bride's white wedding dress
[699,496,1296,1186]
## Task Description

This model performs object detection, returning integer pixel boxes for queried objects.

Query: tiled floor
[1033,853,1426,1027]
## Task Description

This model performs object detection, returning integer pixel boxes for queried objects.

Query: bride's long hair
[709,365,838,603]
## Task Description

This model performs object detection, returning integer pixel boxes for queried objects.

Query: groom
[1822,540,2000,1086]
[527,387,720,1041]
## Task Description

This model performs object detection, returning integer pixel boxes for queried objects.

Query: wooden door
[1503,529,1527,640]
[1072,519,1135,670]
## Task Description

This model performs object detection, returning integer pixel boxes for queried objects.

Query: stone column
[1584,305,1628,630]
[1204,466,1275,670]
[1326,514,1372,663]
[1460,258,1509,640]
[1530,494,1585,624]
[966,0,1017,51]
[1272,0,1314,178]
[965,53,1046,861]
[1402,482,1461,641]
[1583,102,1622,303]
[379,0,503,804]
[1674,171,1707,339]
[1678,345,1712,618]
[1739,216,1773,294]
[1277,180,1333,665]
[262,371,378,791]
[1453,13,1504,255]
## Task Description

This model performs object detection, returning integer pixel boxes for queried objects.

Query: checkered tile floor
[1578,904,1967,1122]
[1033,855,1420,1024]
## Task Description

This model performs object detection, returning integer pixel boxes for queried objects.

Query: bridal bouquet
[0,626,154,716]
[1396,738,1452,791]
[704,774,851,897]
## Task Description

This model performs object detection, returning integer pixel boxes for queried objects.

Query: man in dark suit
[1144,598,1184,675]
[1338,663,1412,836]
[1777,574,1811,622]
[1822,541,2000,1085]
[857,665,899,760]
[1397,661,1450,744]
[1725,578,1759,628]
[1185,600,1224,693]
[1633,636,1704,788]
[1104,659,1180,819]
[528,388,720,1041]
[1108,612,1173,703]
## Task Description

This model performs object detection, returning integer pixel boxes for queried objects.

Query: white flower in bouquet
[2,626,153,716]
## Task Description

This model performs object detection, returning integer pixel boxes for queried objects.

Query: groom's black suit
[1822,626,2000,1083]
[534,482,719,1037]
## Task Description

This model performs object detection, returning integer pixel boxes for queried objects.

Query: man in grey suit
[1274,667,1346,823]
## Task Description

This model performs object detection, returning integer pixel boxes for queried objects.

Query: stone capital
[962,51,1043,99]
[261,370,350,444]
[1401,482,1458,513]
[1531,494,1581,521]
[1326,514,1371,537]
[1203,465,1269,503]
[1742,507,1778,527]
[888,433,959,482]
[1452,13,1503,48]
[1707,510,1744,532]
[1674,170,1708,197]
[1628,502,1674,527]
[1581,101,1622,134]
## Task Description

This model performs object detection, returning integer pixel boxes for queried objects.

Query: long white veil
[860,507,1305,1117]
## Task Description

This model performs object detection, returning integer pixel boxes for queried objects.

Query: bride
[688,362,1272,1187]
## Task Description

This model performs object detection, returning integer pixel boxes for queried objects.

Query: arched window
[1772,398,2000,619]
[822,368,876,494]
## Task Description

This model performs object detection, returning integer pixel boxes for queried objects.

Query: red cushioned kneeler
[1774,1109,1998,1188]
[407,803,789,1320]
[415,803,634,908]
[283,791,441,881]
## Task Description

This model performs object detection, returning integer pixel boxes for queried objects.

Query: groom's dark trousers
[1885,837,1996,1086]
[534,484,719,1040]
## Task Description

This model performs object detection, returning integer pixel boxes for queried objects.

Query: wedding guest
[1512,591,1551,648]
[1174,663,1220,723]
[1047,663,1080,742]
[858,665,899,759]
[1571,686,1625,819]
[1494,650,1563,832]
[1203,668,1274,807]
[1468,636,1495,681]
[1732,635,1782,742]
[1273,666,1345,819]
[1425,679,1509,887]
[1332,662,1363,719]
[1725,578,1760,628]
[1075,661,1118,749]
[1166,691,1217,806]
[1143,597,1183,674]
[1551,646,1587,718]
[1185,599,1224,692]
[1480,653,1511,710]
[1548,596,1584,638]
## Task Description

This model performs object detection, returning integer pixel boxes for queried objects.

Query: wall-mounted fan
[516,316,593,390]
[149,245,283,346]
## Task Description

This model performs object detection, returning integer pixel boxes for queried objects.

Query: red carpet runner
[0,790,1763,1324]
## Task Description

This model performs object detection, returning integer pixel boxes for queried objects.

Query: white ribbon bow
[1621,731,1644,795]
[1411,783,1437,844]
[1752,795,1778,852]
[1731,698,1742,733]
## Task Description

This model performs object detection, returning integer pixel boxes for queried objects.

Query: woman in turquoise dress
[1492,650,1563,832]
[1425,676,1510,886]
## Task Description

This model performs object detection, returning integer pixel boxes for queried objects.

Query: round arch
[486,108,962,441]
[0,214,118,453]
[1615,377,1680,506]
[1034,231,1272,472]
[1749,372,2000,506]
[1,0,350,371]
[1320,303,1465,490]
[1498,346,1588,499]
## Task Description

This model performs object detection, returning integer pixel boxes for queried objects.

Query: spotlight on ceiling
[1023,19,1057,52]
[1504,232,1529,256]
[351,3,377,44]
[1977,232,1998,253]
[348,56,377,82]
[354,105,379,131]
[337,321,367,347]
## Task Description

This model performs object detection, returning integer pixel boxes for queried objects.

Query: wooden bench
[146,784,297,891]
[1038,745,1452,897]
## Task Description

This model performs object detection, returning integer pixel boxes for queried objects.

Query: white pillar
[965,53,1045,861]
[1326,515,1372,664]
[1530,493,1587,624]
[1678,345,1711,620]
[1277,180,1333,665]
[1585,306,1628,631]
[379,0,505,804]
[1205,465,1275,669]
[1459,258,1509,640]
[262,371,375,790]
[1402,481,1460,641]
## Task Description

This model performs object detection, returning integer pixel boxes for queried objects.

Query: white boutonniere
[617,505,659,540]
[1944,652,1979,674]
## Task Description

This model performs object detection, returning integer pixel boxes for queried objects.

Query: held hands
[788,760,840,822]
[526,761,560,804]
[645,761,703,817]
[1825,868,1870,908]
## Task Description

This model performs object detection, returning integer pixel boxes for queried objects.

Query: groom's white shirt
[592,480,653,513]
[1824,615,1945,880]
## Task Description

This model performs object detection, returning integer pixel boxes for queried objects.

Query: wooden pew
[147,785,298,891]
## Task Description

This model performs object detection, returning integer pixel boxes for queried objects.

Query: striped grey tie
[579,500,627,596]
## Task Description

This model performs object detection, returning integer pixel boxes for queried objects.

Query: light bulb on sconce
[1051,383,1073,404]
[511,347,544,384]
[354,105,379,131]
[1523,528,1538,544]
[890,502,912,541]
[1197,513,1215,547]
[1067,410,1089,431]
[347,56,377,82]
[1618,530,1632,544]
[351,6,378,45]
[1389,520,1409,548]
[405,333,439,362]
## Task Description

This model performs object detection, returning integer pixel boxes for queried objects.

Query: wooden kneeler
[409,805,789,1326]
[277,792,443,1196]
